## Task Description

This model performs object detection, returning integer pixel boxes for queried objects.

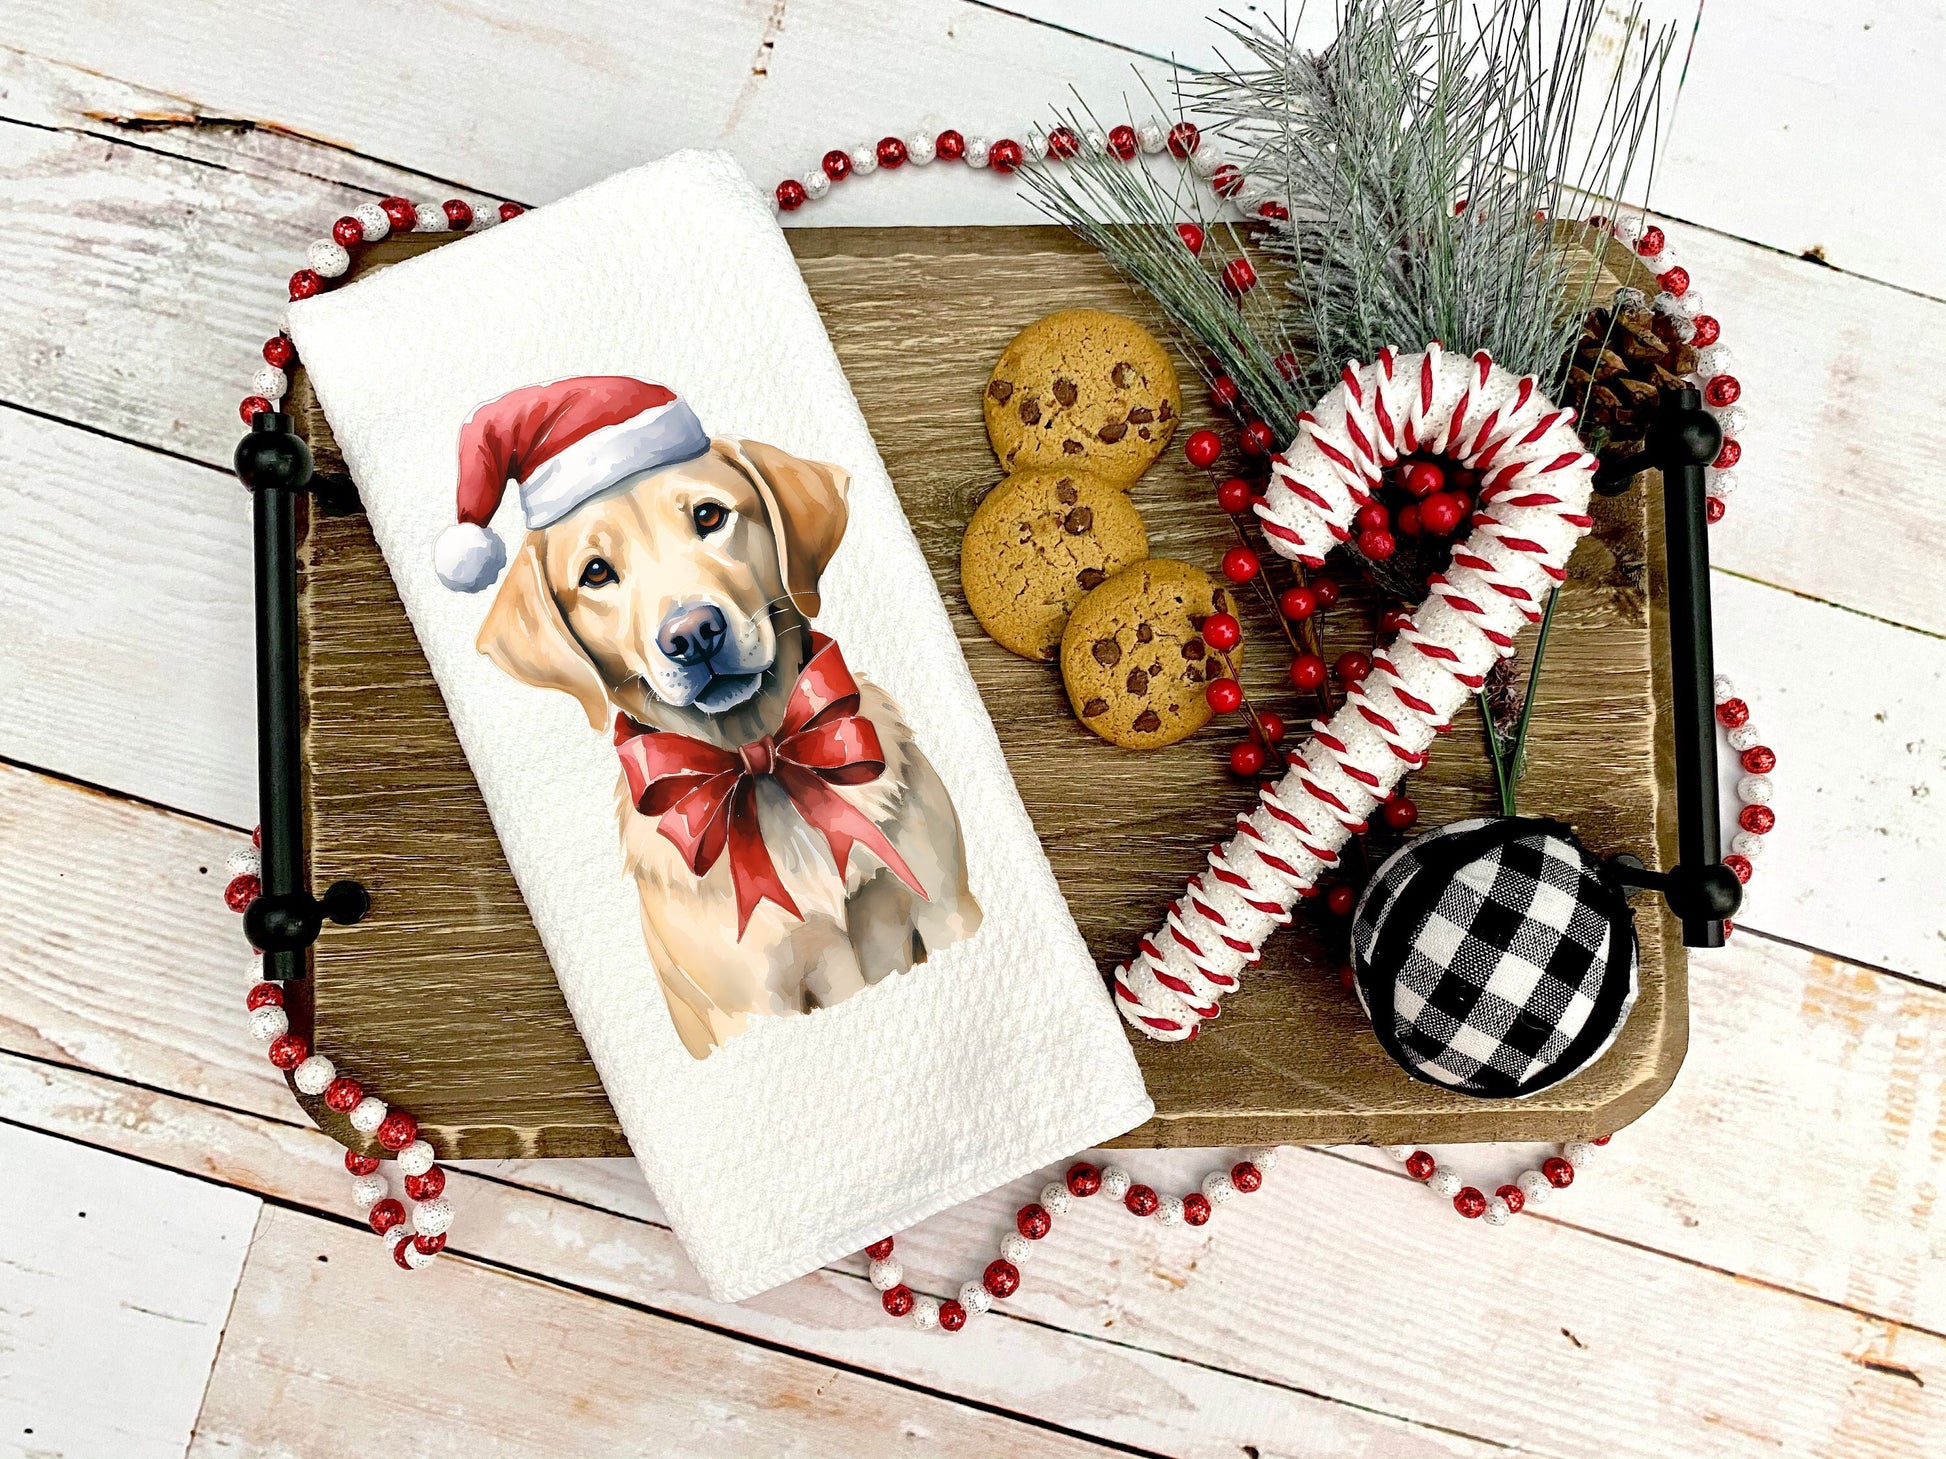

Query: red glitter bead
[1124,1183,1160,1216]
[442,199,474,230]
[1339,964,1356,990]
[935,130,966,161]
[1253,711,1286,744]
[1724,853,1753,884]
[1047,126,1081,160]
[1288,654,1326,691]
[247,982,284,1011]
[989,138,1025,173]
[876,136,907,169]
[1182,1192,1212,1226]
[262,335,297,370]
[1406,1150,1436,1180]
[1357,527,1396,560]
[1107,124,1139,160]
[1497,1183,1525,1214]
[391,1234,417,1270]
[1221,258,1258,295]
[379,197,416,232]
[1313,578,1340,608]
[376,1110,419,1152]
[1066,1162,1102,1197]
[1176,222,1206,255]
[1206,678,1243,714]
[405,1166,446,1202]
[1210,164,1245,198]
[1230,1161,1263,1193]
[1454,1186,1487,1219]
[1183,429,1222,467]
[1279,586,1317,620]
[368,1197,406,1235]
[1690,315,1721,348]
[1209,374,1239,410]
[1230,740,1267,777]
[288,269,323,300]
[1543,1157,1575,1188]
[1383,796,1419,831]
[1740,803,1775,835]
[821,149,852,181]
[1335,652,1373,685]
[498,201,526,222]
[1706,497,1726,524]
[1705,374,1742,408]
[1402,460,1445,497]
[239,395,272,423]
[1637,225,1666,256]
[1716,697,1750,728]
[324,1077,364,1113]
[938,1299,967,1331]
[1723,918,1735,937]
[332,215,364,248]
[775,178,807,211]
[1594,1135,1612,1146]
[1167,122,1200,157]
[1354,502,1390,534]
[1239,420,1275,456]
[345,1149,381,1176]
[1220,547,1260,584]
[1257,201,1289,221]
[1713,439,1741,470]
[413,1233,447,1256]
[864,1237,894,1261]
[1203,611,1243,650]
[983,1259,1021,1298]
[268,1033,307,1070]
[1324,884,1356,917]
[881,1284,916,1317]
[1216,477,1254,514]
[1658,265,1690,297]
[1742,745,1776,775]
[224,873,261,912]
[1016,1203,1052,1240]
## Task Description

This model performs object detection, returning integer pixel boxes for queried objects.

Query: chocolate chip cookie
[984,309,1181,483]
[960,469,1149,661]
[1060,559,1239,750]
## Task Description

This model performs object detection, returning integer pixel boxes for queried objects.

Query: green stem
[1478,691,1515,818]
[1507,587,1561,792]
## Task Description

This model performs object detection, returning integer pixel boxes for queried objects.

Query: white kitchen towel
[287,150,1152,1302]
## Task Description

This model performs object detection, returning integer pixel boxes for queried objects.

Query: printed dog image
[433,378,981,1058]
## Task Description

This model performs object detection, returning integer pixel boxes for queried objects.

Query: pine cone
[1564,299,1697,469]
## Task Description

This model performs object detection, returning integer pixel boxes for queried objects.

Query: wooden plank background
[0,2,1940,1455]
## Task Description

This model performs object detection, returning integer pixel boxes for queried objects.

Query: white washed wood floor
[1,3,1941,1455]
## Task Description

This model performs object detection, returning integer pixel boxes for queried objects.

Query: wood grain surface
[285,226,1683,1159]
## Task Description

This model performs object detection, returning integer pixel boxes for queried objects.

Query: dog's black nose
[658,604,728,667]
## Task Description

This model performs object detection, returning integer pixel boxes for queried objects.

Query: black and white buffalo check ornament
[1350,818,1639,1098]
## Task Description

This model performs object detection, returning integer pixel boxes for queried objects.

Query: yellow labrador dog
[476,438,981,1058]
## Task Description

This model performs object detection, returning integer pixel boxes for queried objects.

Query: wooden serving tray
[282,226,1685,1160]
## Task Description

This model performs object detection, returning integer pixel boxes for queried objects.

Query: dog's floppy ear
[719,438,850,618]
[475,535,612,731]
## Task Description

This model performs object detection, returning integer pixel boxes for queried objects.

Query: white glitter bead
[306,239,350,278]
[1649,242,1679,273]
[226,846,262,877]
[1732,830,1765,859]
[1614,216,1643,245]
[1658,292,1700,324]
[849,143,878,176]
[869,1257,903,1290]
[1714,675,1737,704]
[293,1054,336,1096]
[1516,1169,1554,1205]
[905,132,935,165]
[251,365,288,401]
[1039,1181,1071,1215]
[348,1095,388,1134]
[1201,1172,1236,1205]
[1025,127,1050,161]
[248,1004,289,1041]
[1707,469,1739,499]
[1155,1196,1184,1226]
[397,1139,436,1177]
[1695,344,1735,377]
[414,201,449,232]
[471,206,500,229]
[1483,1196,1512,1226]
[352,202,391,241]
[1000,1232,1032,1264]
[1138,120,1167,154]
[958,1280,992,1315]
[1428,1167,1462,1198]
[1099,1165,1131,1200]
[965,137,991,169]
[349,1173,387,1207]
[911,1294,940,1330]
[403,1238,438,1270]
[1082,128,1106,154]
[412,1195,454,1237]
[1738,774,1774,805]
[1711,404,1748,436]
[1727,725,1760,752]
[1563,1140,1598,1165]
[1382,1144,1414,1162]
[244,954,264,983]
[803,169,830,200]
[1192,146,1224,178]
[1246,1146,1279,1173]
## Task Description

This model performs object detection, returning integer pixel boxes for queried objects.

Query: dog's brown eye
[692,501,729,536]
[578,556,617,588]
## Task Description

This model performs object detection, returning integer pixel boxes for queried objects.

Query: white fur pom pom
[433,522,507,592]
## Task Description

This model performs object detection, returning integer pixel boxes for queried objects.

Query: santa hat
[434,376,710,592]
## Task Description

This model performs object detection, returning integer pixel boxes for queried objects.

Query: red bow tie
[614,633,927,937]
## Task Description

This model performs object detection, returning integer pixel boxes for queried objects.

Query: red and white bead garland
[1714,673,1777,911]
[1383,1137,1609,1224]
[225,834,455,1270]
